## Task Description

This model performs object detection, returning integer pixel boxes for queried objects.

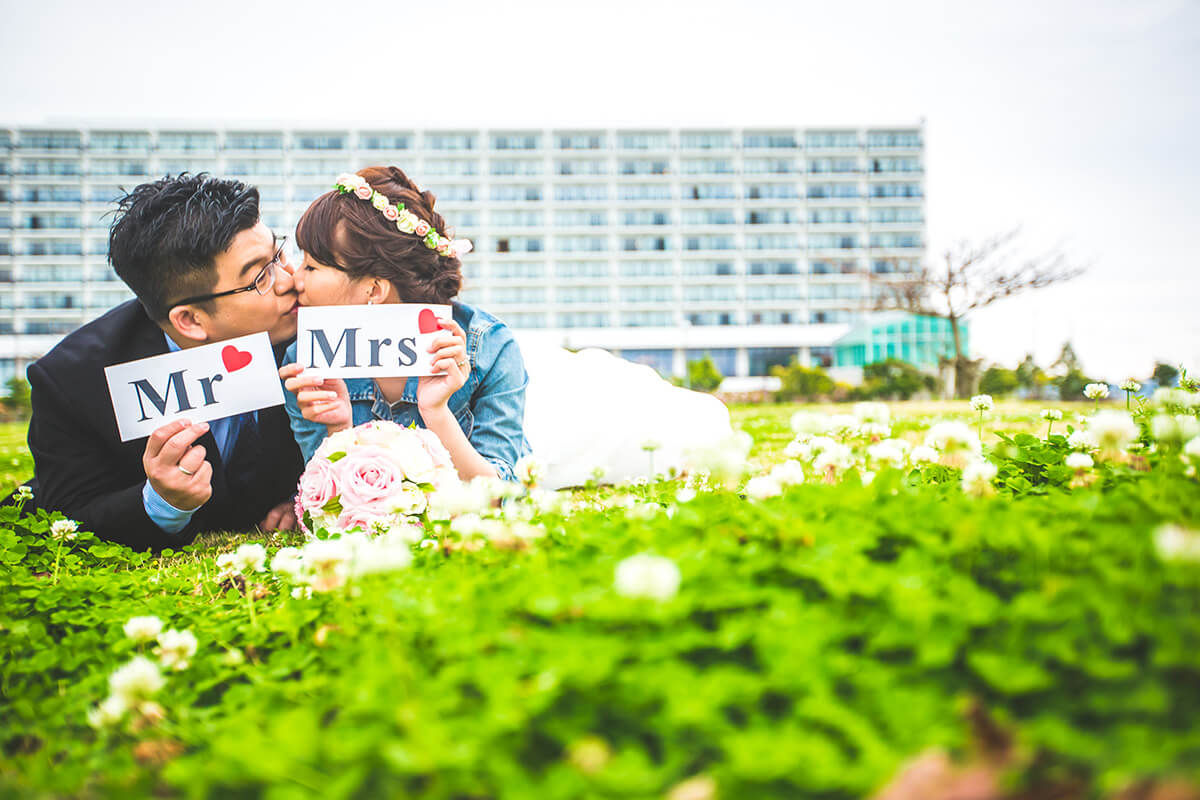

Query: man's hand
[143,419,213,511]
[259,499,297,533]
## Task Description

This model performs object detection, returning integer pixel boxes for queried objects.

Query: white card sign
[104,332,285,442]
[296,304,451,379]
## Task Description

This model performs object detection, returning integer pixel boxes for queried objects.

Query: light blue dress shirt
[142,334,255,534]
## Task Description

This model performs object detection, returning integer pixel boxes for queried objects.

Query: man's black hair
[108,173,260,320]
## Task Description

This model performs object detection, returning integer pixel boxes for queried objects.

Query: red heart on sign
[417,308,440,334]
[222,345,253,372]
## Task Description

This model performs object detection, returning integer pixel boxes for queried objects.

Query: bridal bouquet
[295,421,460,536]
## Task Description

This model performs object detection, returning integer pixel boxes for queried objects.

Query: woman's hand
[279,363,352,433]
[417,317,470,415]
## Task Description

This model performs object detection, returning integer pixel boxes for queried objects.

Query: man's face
[193,221,299,345]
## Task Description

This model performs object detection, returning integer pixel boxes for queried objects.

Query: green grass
[2,404,1198,799]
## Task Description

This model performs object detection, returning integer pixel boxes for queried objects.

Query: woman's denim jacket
[283,301,531,481]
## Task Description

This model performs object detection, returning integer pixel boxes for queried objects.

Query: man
[23,173,304,549]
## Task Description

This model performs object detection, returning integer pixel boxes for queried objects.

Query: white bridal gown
[513,334,735,489]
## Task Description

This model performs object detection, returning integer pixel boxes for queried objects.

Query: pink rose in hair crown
[382,205,399,222]
[414,220,431,237]
[354,184,374,201]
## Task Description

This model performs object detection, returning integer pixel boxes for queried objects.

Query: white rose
[391,481,428,516]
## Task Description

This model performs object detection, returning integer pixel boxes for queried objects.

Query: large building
[0,123,953,386]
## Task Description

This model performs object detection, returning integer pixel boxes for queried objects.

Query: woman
[279,166,529,482]
[283,165,735,489]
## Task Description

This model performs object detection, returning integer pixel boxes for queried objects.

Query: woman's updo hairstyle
[296,165,462,304]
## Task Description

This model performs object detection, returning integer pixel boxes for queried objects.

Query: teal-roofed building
[832,312,965,374]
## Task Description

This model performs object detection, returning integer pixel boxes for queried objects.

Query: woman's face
[295,254,374,307]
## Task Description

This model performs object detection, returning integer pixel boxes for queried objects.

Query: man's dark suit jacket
[24,300,304,550]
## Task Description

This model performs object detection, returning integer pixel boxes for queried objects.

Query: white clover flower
[109,656,165,704]
[640,438,662,452]
[1067,428,1097,450]
[123,615,163,643]
[675,486,697,504]
[924,421,981,455]
[1120,379,1141,392]
[301,537,353,593]
[16,485,33,501]
[428,478,494,519]
[827,414,859,434]
[614,554,681,601]
[1150,414,1200,445]
[861,470,876,486]
[155,629,198,671]
[744,474,782,500]
[683,433,750,488]
[770,459,806,487]
[1154,524,1200,562]
[857,422,891,439]
[852,401,891,424]
[1040,408,1063,421]
[1152,388,1200,410]
[910,445,939,464]
[349,534,414,576]
[515,455,544,487]
[230,543,267,574]
[969,394,994,412]
[960,459,998,496]
[589,465,608,483]
[527,488,570,515]
[783,438,813,461]
[50,519,79,541]
[1184,437,1200,460]
[867,438,910,468]
[87,694,128,728]
[790,411,833,436]
[1089,410,1139,452]
[1065,452,1094,470]
[291,586,313,600]
[1084,383,1110,400]
[813,442,855,475]
[221,648,245,666]
[270,547,304,579]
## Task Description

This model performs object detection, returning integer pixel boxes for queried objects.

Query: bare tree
[871,229,1086,397]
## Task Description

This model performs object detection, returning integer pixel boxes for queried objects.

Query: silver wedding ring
[178,464,195,476]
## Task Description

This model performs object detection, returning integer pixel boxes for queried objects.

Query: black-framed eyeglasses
[169,235,289,308]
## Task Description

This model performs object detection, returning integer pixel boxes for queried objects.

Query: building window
[686,348,737,375]
[748,347,799,375]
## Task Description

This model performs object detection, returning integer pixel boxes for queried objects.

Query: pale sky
[2,0,1197,381]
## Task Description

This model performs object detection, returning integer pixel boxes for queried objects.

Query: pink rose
[354,184,373,200]
[382,205,399,221]
[297,457,341,517]
[338,445,406,509]
[414,220,431,237]
[337,508,381,534]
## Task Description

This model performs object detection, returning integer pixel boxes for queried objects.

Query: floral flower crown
[333,173,473,259]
